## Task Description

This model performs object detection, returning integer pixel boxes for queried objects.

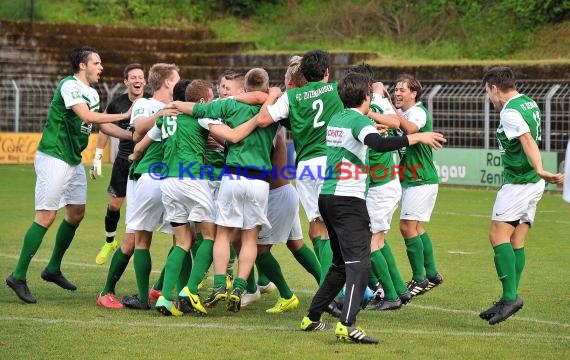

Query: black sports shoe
[488,296,524,325]
[300,316,331,331]
[203,286,227,308]
[398,290,413,305]
[425,273,444,292]
[324,300,342,318]
[41,269,77,290]
[367,283,385,307]
[122,294,150,310]
[371,298,402,311]
[227,288,242,313]
[406,278,429,297]
[335,322,379,345]
[479,302,501,320]
[6,274,36,304]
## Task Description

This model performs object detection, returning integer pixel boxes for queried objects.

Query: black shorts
[107,157,130,198]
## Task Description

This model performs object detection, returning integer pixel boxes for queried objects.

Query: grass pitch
[0,164,568,359]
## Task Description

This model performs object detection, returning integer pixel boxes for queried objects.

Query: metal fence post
[426,84,442,114]
[11,80,20,132]
[484,94,490,149]
[544,84,561,152]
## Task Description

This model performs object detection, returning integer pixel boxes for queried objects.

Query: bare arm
[519,132,564,184]
[128,135,154,162]
[257,87,283,128]
[367,112,400,129]
[71,103,131,124]
[234,91,268,105]
[207,115,259,144]
[99,123,132,140]
[399,116,419,135]
[168,101,196,115]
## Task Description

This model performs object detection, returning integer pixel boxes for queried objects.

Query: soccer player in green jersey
[300,72,445,344]
[5,46,132,304]
[479,67,563,325]
[394,74,444,297]
[256,49,342,315]
[171,68,278,312]
[347,64,412,310]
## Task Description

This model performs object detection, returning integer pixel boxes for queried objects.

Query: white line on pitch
[0,316,568,341]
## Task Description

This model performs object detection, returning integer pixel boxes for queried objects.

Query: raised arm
[234,91,269,105]
[71,103,131,124]
[206,115,259,144]
[99,123,133,140]
[128,135,154,163]
[257,87,283,128]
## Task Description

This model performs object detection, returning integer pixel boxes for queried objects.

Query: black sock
[104,207,120,243]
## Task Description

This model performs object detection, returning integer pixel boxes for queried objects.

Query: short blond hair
[147,63,179,92]
[244,68,269,92]
[285,55,307,88]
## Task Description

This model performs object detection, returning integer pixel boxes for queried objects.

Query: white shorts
[34,151,86,210]
[124,179,136,234]
[296,156,327,221]
[366,179,402,233]
[400,184,438,222]
[216,177,270,230]
[161,177,216,224]
[492,180,545,226]
[258,184,303,245]
[128,173,168,232]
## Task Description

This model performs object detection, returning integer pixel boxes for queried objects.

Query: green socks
[102,249,131,294]
[13,222,48,280]
[318,238,333,285]
[161,246,187,301]
[153,246,174,291]
[214,274,227,289]
[188,239,213,293]
[381,241,407,295]
[292,243,321,285]
[134,249,152,303]
[191,232,204,259]
[233,277,247,292]
[46,219,79,274]
[227,245,237,278]
[370,249,398,301]
[257,266,271,287]
[514,247,525,291]
[177,250,192,298]
[493,243,517,302]
[405,235,425,282]
[246,268,258,293]
[256,252,293,299]
[420,232,438,278]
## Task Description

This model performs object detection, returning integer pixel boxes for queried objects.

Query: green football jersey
[368,95,398,188]
[37,75,100,165]
[279,82,344,164]
[321,109,377,199]
[157,114,209,179]
[204,147,226,180]
[399,102,439,188]
[497,94,541,184]
[193,98,278,170]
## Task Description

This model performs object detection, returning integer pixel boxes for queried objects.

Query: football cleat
[227,288,242,313]
[258,282,277,294]
[406,278,429,297]
[425,273,444,292]
[203,286,227,308]
[300,316,331,331]
[266,294,299,314]
[488,296,524,325]
[155,295,183,317]
[122,294,150,310]
[370,298,402,311]
[41,269,77,290]
[178,286,207,315]
[95,239,119,265]
[148,287,161,301]
[241,289,261,307]
[398,290,413,305]
[335,322,379,344]
[97,292,124,309]
[6,274,36,304]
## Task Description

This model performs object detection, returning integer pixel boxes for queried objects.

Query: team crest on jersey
[134,108,145,116]
[71,91,81,99]
[295,94,303,102]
